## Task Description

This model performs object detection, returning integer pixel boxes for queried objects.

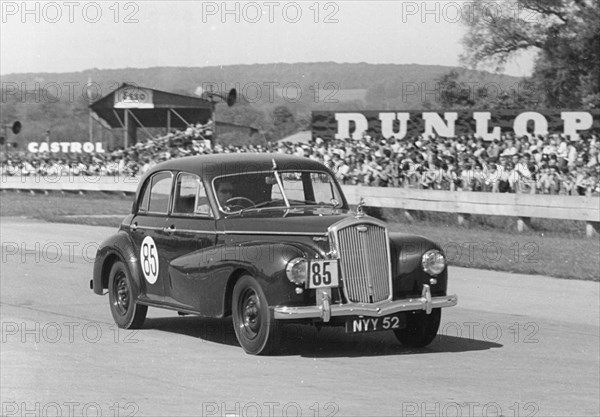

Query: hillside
[1,62,524,147]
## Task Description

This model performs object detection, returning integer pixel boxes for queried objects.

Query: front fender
[193,240,319,317]
[233,241,318,305]
[92,231,142,297]
[389,232,448,297]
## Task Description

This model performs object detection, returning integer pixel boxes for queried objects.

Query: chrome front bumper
[274,284,457,322]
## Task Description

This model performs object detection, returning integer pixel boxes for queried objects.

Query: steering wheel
[224,196,256,210]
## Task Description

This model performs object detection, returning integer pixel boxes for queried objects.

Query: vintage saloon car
[91,154,457,354]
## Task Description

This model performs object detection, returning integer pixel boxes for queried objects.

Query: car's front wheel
[394,308,441,347]
[108,261,147,329]
[232,275,280,355]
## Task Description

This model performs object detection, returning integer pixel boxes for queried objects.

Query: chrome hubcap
[114,273,130,315]
[241,291,261,338]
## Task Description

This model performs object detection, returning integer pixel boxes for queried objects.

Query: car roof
[144,153,331,181]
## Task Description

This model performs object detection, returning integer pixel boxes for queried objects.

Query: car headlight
[286,258,308,285]
[421,249,446,276]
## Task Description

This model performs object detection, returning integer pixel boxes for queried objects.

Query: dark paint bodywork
[92,154,449,321]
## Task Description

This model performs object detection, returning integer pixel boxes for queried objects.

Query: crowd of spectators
[2,122,599,196]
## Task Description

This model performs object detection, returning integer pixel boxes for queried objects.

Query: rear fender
[92,232,142,297]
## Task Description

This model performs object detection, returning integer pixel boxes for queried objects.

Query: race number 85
[140,236,159,284]
[308,260,339,289]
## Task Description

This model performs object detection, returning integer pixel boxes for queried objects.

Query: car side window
[147,172,173,214]
[173,172,212,217]
[195,180,212,216]
[137,178,152,213]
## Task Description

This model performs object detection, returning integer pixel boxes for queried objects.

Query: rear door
[130,171,173,302]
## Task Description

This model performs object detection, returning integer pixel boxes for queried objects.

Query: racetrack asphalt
[1,218,599,416]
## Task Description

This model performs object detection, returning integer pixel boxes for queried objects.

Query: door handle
[163,225,176,233]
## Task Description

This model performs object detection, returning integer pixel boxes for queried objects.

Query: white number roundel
[140,236,159,284]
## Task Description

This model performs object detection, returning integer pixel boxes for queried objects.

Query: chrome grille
[336,223,391,303]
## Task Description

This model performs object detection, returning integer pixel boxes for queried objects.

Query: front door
[161,172,218,310]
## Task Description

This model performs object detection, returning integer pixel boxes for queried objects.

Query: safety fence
[2,175,599,237]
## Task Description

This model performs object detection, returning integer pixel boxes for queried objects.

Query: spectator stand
[2,127,599,237]
[89,83,213,148]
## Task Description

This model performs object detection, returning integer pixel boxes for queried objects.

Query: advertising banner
[27,142,105,153]
[114,86,154,109]
[311,110,600,141]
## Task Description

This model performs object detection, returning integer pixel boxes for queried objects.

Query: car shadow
[144,316,503,357]
[291,332,503,358]
[144,316,240,347]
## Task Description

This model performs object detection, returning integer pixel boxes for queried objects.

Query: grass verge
[1,190,598,281]
[1,190,131,228]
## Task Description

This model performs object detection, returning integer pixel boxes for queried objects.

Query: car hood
[219,208,356,235]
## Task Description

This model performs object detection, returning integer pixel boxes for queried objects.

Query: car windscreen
[212,170,343,213]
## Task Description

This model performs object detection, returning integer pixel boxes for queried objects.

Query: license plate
[345,314,406,333]
[307,260,339,289]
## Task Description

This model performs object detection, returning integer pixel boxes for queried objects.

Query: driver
[215,179,256,212]
[215,181,235,211]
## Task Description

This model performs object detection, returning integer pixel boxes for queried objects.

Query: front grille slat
[337,223,391,303]
[373,227,389,300]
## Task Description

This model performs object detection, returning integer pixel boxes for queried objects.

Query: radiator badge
[356,225,368,233]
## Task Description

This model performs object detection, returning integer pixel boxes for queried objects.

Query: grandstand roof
[279,131,312,144]
[89,83,213,129]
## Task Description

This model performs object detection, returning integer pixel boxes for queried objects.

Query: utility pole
[88,76,93,142]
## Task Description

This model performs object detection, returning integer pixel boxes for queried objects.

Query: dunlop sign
[311,110,600,141]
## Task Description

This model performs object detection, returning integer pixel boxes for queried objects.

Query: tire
[394,308,441,348]
[108,261,147,329]
[232,275,280,355]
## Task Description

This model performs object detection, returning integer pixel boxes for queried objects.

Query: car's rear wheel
[232,275,280,355]
[393,308,441,347]
[108,261,147,329]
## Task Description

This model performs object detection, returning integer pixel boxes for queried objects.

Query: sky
[0,0,535,76]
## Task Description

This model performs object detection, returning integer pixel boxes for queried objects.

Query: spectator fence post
[457,213,471,228]
[517,217,533,233]
[586,222,599,238]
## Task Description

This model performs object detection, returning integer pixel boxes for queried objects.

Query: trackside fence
[2,176,599,237]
